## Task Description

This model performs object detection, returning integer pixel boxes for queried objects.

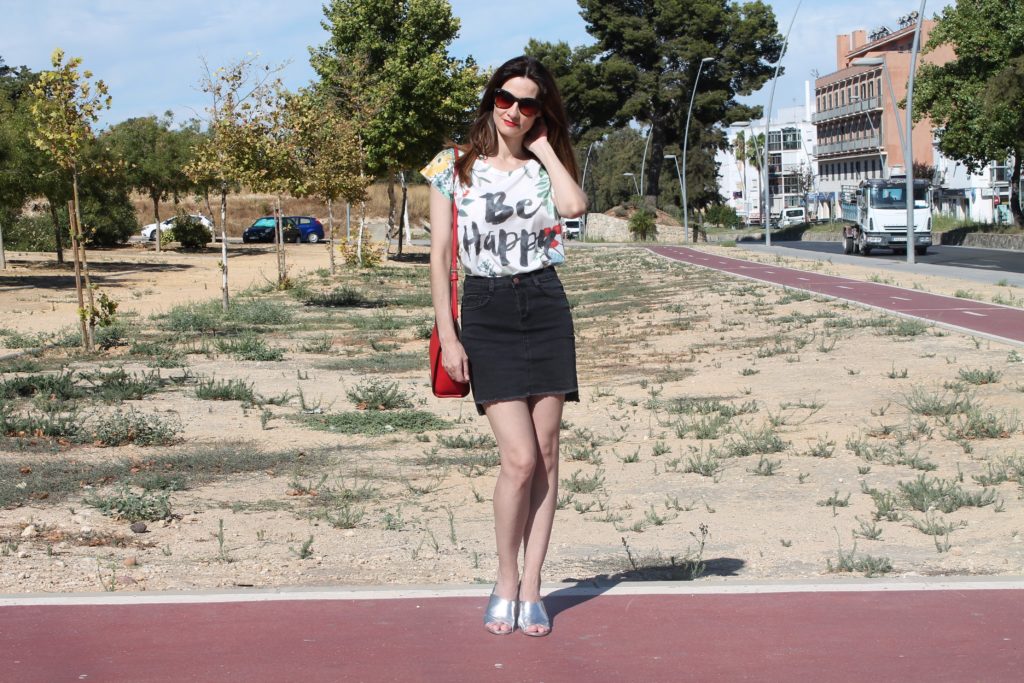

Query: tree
[104,114,196,252]
[311,0,484,250]
[914,0,1024,226]
[281,88,370,273]
[0,58,38,268]
[186,56,284,309]
[581,127,647,211]
[28,49,113,349]
[530,0,782,210]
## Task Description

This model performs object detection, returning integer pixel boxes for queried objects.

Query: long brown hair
[454,55,578,186]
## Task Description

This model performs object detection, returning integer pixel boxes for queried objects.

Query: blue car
[242,216,325,244]
[287,216,326,243]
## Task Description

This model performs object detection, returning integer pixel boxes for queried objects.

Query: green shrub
[705,204,741,229]
[85,485,172,521]
[0,371,81,400]
[157,299,291,334]
[346,378,413,410]
[195,378,258,403]
[304,287,371,307]
[629,209,658,241]
[300,410,450,435]
[81,368,165,402]
[78,181,137,247]
[91,409,182,446]
[2,214,69,252]
[215,333,284,361]
[171,211,211,249]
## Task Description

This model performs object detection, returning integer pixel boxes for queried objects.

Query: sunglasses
[493,89,542,117]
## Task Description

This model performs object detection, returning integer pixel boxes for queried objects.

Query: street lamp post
[664,154,685,226]
[580,139,600,239]
[622,172,640,197]
[763,0,803,247]
[903,0,928,265]
[638,128,652,198]
[682,57,714,243]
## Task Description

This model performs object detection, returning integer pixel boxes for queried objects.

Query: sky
[0,0,953,129]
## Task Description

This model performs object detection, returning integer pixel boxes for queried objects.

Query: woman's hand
[442,339,471,384]
[523,117,549,152]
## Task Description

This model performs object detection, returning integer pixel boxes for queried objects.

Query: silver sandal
[516,599,551,637]
[484,588,517,635]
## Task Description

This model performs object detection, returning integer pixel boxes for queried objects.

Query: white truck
[840,178,932,256]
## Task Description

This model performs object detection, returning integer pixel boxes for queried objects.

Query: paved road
[1,581,1021,682]
[649,246,1024,344]
[770,240,1024,276]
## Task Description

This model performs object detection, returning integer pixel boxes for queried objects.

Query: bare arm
[428,184,470,383]
[525,120,588,218]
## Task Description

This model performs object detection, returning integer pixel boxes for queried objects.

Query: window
[783,176,801,194]
[856,161,861,177]
[768,130,782,152]
[782,128,801,150]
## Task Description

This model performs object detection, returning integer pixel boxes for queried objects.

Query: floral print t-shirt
[420,148,565,277]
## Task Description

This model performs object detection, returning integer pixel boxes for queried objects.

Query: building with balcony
[814,18,955,203]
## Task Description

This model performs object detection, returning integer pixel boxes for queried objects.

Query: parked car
[779,207,807,227]
[242,217,299,243]
[287,216,326,243]
[562,218,582,240]
[140,214,214,241]
[242,216,325,244]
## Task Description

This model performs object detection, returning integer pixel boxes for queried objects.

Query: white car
[562,218,582,240]
[140,214,215,241]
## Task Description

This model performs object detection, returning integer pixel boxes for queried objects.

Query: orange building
[814,19,955,195]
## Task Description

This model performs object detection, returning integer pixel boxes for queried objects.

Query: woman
[422,55,587,637]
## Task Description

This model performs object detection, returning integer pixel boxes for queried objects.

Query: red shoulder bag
[429,149,471,398]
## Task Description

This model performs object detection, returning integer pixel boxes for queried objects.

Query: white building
[932,140,1014,225]
[717,83,820,224]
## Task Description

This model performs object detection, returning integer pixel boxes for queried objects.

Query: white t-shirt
[420,148,566,277]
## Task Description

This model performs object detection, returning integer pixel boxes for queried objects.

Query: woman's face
[491,76,541,141]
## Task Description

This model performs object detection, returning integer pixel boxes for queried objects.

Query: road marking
[962,311,987,317]
[837,285,854,290]
[948,262,1000,269]
[4,578,1024,606]
[798,277,810,281]
[891,296,912,301]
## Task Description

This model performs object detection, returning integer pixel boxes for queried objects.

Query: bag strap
[449,147,460,321]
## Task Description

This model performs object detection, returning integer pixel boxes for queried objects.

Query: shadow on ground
[387,251,430,265]
[547,557,746,622]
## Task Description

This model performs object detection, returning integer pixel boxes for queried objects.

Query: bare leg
[519,394,563,635]
[484,398,539,632]
[484,394,564,635]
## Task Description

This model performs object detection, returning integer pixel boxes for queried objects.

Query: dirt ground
[1,239,1022,594]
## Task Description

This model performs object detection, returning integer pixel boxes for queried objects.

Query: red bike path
[1,582,1022,682]
[648,246,1024,344]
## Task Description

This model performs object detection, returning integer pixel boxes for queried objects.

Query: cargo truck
[839,178,932,256]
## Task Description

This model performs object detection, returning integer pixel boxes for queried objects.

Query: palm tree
[735,132,765,225]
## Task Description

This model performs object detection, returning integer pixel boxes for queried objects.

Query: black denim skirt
[460,266,579,415]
